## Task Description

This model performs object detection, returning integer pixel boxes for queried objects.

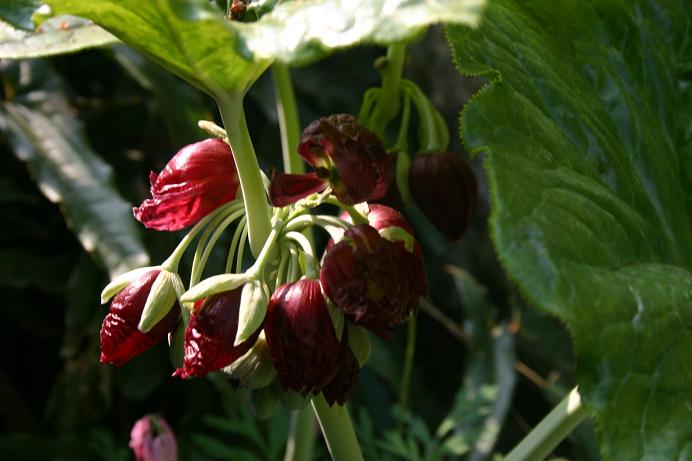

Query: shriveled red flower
[264,279,347,395]
[174,288,260,379]
[134,138,240,231]
[269,114,393,206]
[320,224,425,339]
[101,270,179,367]
[321,348,359,406]
[129,414,177,461]
[409,152,477,240]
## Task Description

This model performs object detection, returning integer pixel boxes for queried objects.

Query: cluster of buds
[99,110,473,408]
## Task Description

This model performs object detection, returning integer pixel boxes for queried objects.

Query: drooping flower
[269,114,393,206]
[134,138,240,231]
[320,224,425,338]
[409,152,477,240]
[321,348,360,406]
[100,270,179,367]
[174,288,260,379]
[264,279,346,394]
[129,414,177,461]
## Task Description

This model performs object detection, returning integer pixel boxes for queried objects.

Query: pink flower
[134,138,240,231]
[129,415,177,461]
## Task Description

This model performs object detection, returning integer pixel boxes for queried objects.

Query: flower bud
[101,270,180,367]
[222,332,277,389]
[320,224,425,338]
[174,288,260,379]
[264,279,346,395]
[268,114,393,206]
[134,138,240,231]
[409,152,477,240]
[129,414,177,461]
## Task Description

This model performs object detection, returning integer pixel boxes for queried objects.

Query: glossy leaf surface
[448,1,692,459]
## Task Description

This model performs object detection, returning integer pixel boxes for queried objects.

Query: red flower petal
[100,270,180,367]
[134,138,239,231]
[268,172,328,207]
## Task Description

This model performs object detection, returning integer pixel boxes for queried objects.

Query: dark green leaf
[448,1,692,459]
[44,0,268,97]
[0,60,149,276]
[110,45,210,146]
[0,15,117,59]
[0,0,39,30]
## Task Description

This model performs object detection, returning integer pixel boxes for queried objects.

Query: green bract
[448,1,692,459]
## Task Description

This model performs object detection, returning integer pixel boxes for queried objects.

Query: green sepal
[138,271,178,333]
[100,266,158,304]
[222,331,277,389]
[250,384,280,420]
[234,280,269,346]
[181,273,251,304]
[347,322,371,367]
[378,226,415,252]
[278,386,311,411]
[325,298,345,339]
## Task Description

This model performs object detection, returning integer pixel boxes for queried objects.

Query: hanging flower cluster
[98,114,441,408]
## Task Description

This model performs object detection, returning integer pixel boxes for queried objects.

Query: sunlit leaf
[0,60,149,277]
[448,1,692,459]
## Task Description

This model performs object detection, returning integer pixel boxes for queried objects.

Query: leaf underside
[448,1,692,459]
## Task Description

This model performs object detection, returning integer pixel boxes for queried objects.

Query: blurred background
[0,25,598,461]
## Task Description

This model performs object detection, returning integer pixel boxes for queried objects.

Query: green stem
[283,408,316,461]
[272,63,304,174]
[397,315,417,428]
[504,386,587,461]
[311,395,364,461]
[368,42,407,137]
[218,96,272,257]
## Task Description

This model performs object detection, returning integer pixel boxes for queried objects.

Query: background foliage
[3,0,688,460]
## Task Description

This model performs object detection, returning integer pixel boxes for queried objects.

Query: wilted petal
[268,171,328,207]
[174,288,259,379]
[100,270,179,367]
[134,138,239,231]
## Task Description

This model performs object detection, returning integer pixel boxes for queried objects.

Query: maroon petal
[100,270,180,367]
[264,279,346,394]
[174,288,260,379]
[409,153,477,240]
[321,348,359,406]
[268,172,328,207]
[134,138,239,231]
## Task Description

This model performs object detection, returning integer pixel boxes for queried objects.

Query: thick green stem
[218,96,272,257]
[368,42,407,136]
[311,395,364,461]
[272,64,304,174]
[504,387,587,461]
[283,408,316,461]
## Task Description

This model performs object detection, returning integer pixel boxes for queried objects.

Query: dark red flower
[409,153,477,240]
[174,288,260,379]
[101,270,179,367]
[264,279,346,394]
[269,114,393,206]
[134,138,240,231]
[320,225,425,339]
[321,348,359,406]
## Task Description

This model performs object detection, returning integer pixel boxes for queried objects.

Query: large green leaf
[40,0,486,96]
[447,1,692,460]
[0,15,117,59]
[43,0,269,97]
[0,60,149,277]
